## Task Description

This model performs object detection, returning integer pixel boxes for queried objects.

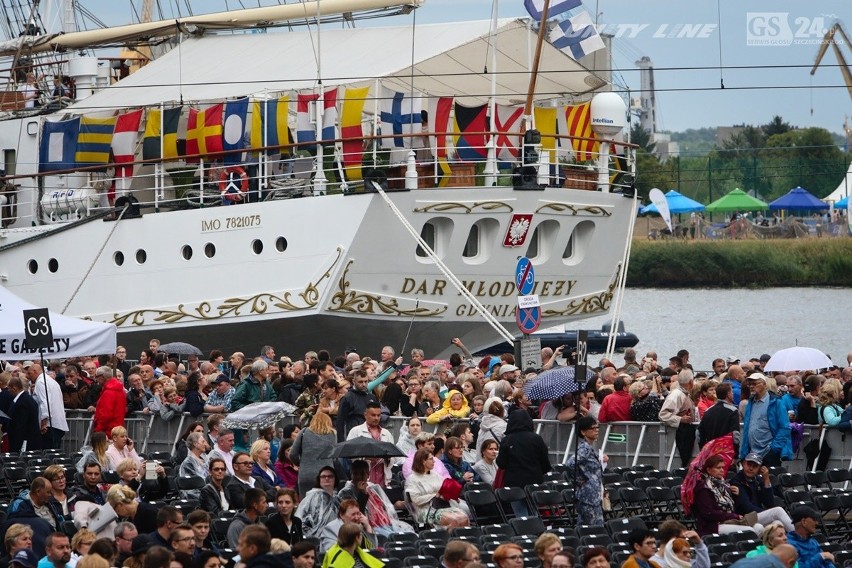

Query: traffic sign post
[515,257,535,295]
[519,337,542,370]
[514,257,542,366]
[516,306,541,334]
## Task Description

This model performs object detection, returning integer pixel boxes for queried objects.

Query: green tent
[705,188,768,213]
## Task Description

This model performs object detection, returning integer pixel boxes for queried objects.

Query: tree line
[632,116,850,204]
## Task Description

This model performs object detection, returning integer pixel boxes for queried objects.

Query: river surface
[556,287,851,371]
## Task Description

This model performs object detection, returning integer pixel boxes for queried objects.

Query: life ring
[218,166,249,202]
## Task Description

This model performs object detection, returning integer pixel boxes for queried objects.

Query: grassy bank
[627,239,852,287]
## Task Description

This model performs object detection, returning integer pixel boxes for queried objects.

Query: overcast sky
[423,0,850,136]
[74,0,850,137]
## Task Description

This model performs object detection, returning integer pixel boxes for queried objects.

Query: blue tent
[768,186,829,211]
[834,196,848,209]
[639,189,705,215]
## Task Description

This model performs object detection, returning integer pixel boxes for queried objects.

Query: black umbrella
[320,437,405,459]
[158,341,204,357]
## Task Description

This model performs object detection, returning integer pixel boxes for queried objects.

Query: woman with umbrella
[565,416,606,526]
[295,466,340,538]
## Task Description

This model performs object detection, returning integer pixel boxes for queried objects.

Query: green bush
[627,239,852,287]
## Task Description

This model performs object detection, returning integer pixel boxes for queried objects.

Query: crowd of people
[0,338,850,568]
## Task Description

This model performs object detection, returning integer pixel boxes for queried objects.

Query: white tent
[68,18,605,111]
[0,286,117,359]
[824,161,852,203]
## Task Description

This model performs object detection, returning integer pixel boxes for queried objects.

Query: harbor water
[568,287,851,369]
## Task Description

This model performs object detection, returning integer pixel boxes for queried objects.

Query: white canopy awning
[70,18,606,111]
[0,286,117,359]
[824,161,852,203]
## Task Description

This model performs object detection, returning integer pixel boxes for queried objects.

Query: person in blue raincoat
[565,416,607,527]
[230,360,276,451]
[739,373,793,467]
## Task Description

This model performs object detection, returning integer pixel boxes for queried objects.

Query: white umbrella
[763,346,833,372]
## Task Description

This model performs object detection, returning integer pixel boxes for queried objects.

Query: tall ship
[0,0,636,358]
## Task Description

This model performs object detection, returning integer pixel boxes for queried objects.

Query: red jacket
[93,377,127,434]
[598,390,632,422]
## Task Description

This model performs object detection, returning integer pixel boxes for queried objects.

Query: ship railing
[10,129,633,226]
[61,409,838,475]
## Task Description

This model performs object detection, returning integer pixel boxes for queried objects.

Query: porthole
[136,249,147,264]
[275,237,287,252]
[48,258,59,273]
[182,245,193,261]
[114,251,125,266]
[205,243,216,258]
[252,239,263,255]
[27,259,38,274]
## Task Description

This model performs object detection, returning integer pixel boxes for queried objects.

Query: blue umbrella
[523,366,595,401]
[768,186,829,211]
[834,196,848,209]
[639,189,705,215]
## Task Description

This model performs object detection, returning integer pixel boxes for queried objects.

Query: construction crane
[811,22,852,100]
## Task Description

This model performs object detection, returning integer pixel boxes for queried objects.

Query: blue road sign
[516,306,541,334]
[515,257,535,295]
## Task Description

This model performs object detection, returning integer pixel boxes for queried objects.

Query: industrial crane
[810,22,852,100]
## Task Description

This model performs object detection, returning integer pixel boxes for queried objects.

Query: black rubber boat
[475,322,639,355]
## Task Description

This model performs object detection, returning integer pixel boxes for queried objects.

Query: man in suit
[7,376,41,452]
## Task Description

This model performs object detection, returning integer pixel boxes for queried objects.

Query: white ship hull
[0,184,631,358]
[0,14,634,358]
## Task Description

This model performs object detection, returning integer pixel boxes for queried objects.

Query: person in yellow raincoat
[426,389,470,424]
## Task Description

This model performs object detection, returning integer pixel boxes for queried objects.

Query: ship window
[252,239,263,255]
[463,225,479,258]
[182,245,193,261]
[114,251,125,266]
[4,149,16,176]
[415,217,453,262]
[525,220,559,263]
[205,243,216,258]
[462,218,499,265]
[136,249,147,264]
[563,220,596,266]
[416,223,435,258]
[48,258,58,273]
[276,237,287,252]
[27,259,37,274]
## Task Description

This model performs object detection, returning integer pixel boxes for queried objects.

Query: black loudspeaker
[363,168,388,192]
[114,195,141,219]
[512,166,543,191]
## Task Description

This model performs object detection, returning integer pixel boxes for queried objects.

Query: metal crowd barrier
[61,410,848,475]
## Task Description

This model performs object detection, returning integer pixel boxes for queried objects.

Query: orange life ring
[218,166,249,202]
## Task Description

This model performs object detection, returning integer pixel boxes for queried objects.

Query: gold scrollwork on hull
[534,202,612,217]
[109,247,343,327]
[413,201,513,214]
[541,265,621,318]
[329,260,447,317]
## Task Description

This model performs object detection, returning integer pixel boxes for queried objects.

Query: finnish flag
[549,10,606,60]
[524,0,582,22]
